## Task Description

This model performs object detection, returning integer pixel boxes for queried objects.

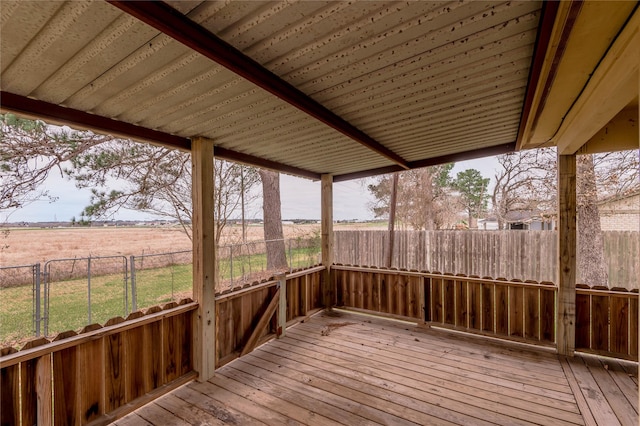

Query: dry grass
[0,224,316,266]
[0,222,386,267]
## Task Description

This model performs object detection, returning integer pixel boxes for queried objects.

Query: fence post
[230,245,234,286]
[130,255,137,312]
[87,256,92,324]
[123,256,129,317]
[34,263,41,337]
[43,262,49,336]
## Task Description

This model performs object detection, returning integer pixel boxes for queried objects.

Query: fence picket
[334,230,639,289]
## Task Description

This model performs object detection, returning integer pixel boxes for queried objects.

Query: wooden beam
[191,137,216,381]
[557,153,577,356]
[578,106,639,154]
[108,1,409,170]
[240,288,281,357]
[333,142,516,183]
[555,9,640,154]
[0,91,191,151]
[321,175,334,310]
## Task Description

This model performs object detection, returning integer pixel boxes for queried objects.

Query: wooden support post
[277,274,287,337]
[557,153,577,356]
[321,174,334,311]
[191,137,216,381]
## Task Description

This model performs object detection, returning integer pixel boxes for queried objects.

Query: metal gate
[43,255,128,336]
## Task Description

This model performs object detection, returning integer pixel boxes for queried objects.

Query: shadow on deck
[115,311,638,426]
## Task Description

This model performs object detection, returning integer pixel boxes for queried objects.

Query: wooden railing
[333,264,556,346]
[215,265,325,368]
[0,300,197,426]
[334,264,639,361]
[426,274,556,346]
[0,265,326,425]
[576,285,639,361]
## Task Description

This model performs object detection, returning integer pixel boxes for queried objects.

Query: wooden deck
[115,311,638,426]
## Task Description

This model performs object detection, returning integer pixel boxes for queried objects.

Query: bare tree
[494,147,638,286]
[492,148,556,229]
[368,165,458,230]
[1,115,260,244]
[1,114,107,212]
[259,169,287,270]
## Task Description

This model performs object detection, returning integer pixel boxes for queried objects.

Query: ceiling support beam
[0,91,191,151]
[555,8,639,154]
[333,142,516,182]
[0,92,320,180]
[578,106,639,154]
[515,0,562,150]
[107,0,409,170]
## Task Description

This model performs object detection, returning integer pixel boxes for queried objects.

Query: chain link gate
[43,255,129,336]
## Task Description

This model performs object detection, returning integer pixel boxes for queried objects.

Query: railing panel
[431,277,442,323]
[524,286,539,340]
[1,347,19,426]
[105,317,126,413]
[481,282,494,333]
[443,277,455,326]
[630,296,638,358]
[575,291,591,349]
[495,283,508,336]
[509,286,524,338]
[454,278,467,328]
[468,280,481,331]
[575,287,639,360]
[52,331,78,424]
[592,293,609,352]
[1,301,197,425]
[124,312,147,402]
[540,285,555,343]
[215,266,324,367]
[611,295,629,355]
[334,265,558,348]
[78,324,105,423]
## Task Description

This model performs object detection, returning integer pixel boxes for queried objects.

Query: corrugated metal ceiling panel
[1,0,543,178]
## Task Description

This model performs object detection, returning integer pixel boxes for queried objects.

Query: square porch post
[557,153,576,356]
[191,137,216,380]
[321,174,334,310]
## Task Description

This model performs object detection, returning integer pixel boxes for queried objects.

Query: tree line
[2,113,638,285]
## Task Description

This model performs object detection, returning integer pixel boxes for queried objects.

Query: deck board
[114,311,638,426]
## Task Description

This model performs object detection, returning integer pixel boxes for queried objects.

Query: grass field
[0,242,321,349]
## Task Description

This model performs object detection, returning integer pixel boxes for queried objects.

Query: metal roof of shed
[1,1,638,181]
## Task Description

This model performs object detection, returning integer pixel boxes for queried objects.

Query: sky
[1,157,500,223]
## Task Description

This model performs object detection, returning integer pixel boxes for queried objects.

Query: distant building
[504,210,555,231]
[598,191,640,231]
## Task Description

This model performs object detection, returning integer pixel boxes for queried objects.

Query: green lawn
[0,244,320,349]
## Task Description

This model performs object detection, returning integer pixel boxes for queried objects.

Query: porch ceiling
[1,1,637,181]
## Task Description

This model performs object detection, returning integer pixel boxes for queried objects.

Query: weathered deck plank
[115,311,638,426]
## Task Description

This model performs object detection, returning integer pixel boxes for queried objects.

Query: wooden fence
[334,230,639,289]
[0,300,197,426]
[215,265,324,368]
[333,264,638,361]
[576,285,638,361]
[0,265,326,425]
